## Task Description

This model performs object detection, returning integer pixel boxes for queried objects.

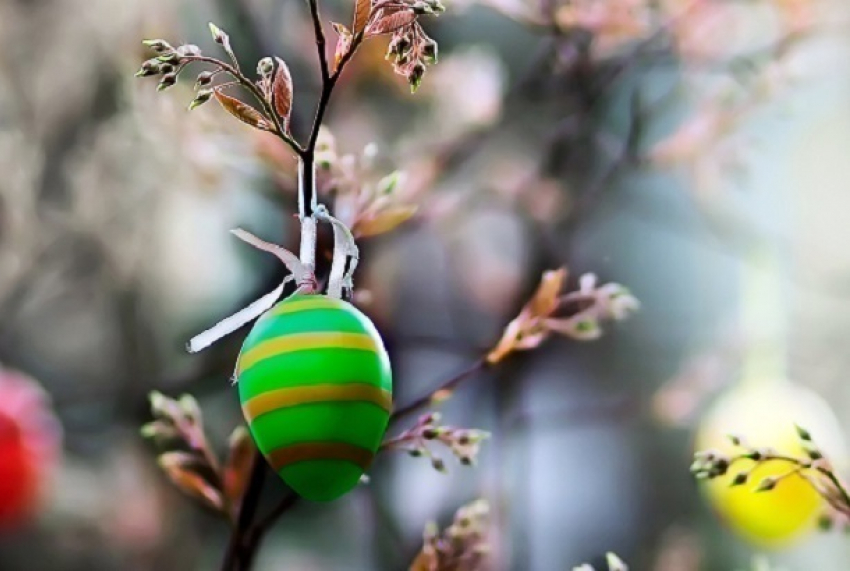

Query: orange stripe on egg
[242,383,392,422]
[236,332,381,375]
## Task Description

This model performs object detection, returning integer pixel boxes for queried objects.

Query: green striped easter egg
[236,293,392,501]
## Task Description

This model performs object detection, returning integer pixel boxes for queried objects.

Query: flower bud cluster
[691,429,850,518]
[385,23,440,92]
[383,412,490,473]
[414,499,490,570]
[138,39,222,110]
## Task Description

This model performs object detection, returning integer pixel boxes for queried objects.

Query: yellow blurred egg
[695,380,846,547]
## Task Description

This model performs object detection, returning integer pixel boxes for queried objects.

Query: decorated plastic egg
[235,293,392,501]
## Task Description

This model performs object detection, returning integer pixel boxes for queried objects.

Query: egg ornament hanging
[693,251,846,546]
[187,221,391,502]
[235,292,392,502]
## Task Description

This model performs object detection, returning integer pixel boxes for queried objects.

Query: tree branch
[389,358,488,426]
[308,0,331,83]
[249,489,301,539]
[301,5,364,213]
[182,55,302,154]
[220,454,268,571]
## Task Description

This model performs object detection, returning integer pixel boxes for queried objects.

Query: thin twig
[244,489,301,548]
[389,358,488,425]
[308,0,331,83]
[304,34,363,156]
[300,9,364,213]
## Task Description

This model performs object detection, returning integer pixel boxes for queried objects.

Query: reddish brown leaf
[486,317,525,365]
[429,388,454,405]
[213,89,271,131]
[332,23,354,71]
[366,10,416,36]
[485,269,565,364]
[270,57,293,123]
[223,426,257,508]
[353,0,372,34]
[158,452,226,513]
[527,267,567,319]
[409,549,438,571]
[158,451,198,469]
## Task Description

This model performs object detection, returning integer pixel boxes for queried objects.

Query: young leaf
[270,57,294,124]
[209,22,226,44]
[158,453,226,513]
[366,10,416,36]
[485,268,567,364]
[353,0,372,35]
[209,22,241,71]
[223,426,256,508]
[332,23,354,71]
[528,268,567,318]
[159,451,200,470]
[213,90,272,131]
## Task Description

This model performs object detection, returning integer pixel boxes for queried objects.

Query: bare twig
[308,0,331,84]
[390,358,488,426]
[250,489,300,538]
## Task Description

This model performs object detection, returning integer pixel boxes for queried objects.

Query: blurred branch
[249,489,300,540]
[299,1,364,214]
[220,454,268,571]
[390,359,488,426]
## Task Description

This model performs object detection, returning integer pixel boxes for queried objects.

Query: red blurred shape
[0,367,62,530]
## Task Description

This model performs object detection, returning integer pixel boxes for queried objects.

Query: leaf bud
[421,39,438,63]
[755,476,777,492]
[427,0,446,12]
[408,62,426,93]
[157,73,178,92]
[157,52,181,64]
[196,71,215,87]
[422,428,439,440]
[431,457,446,472]
[388,35,411,58]
[257,57,275,77]
[412,1,433,14]
[135,59,161,77]
[143,39,173,53]
[189,89,214,110]
[729,471,748,487]
[795,424,812,441]
[209,22,227,44]
[178,44,201,57]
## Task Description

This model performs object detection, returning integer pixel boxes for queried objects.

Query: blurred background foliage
[3,0,850,569]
